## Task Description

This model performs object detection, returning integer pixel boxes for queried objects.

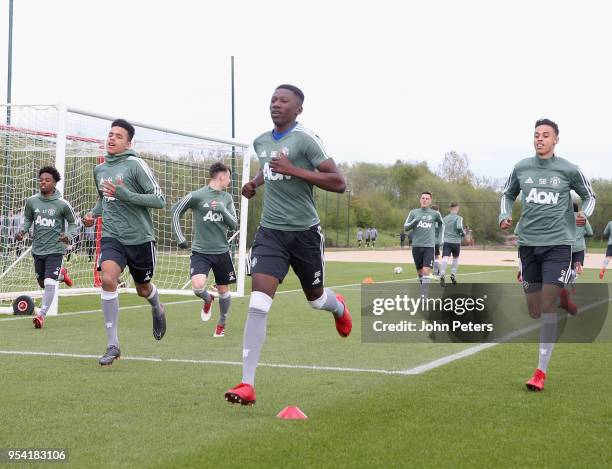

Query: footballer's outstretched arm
[112,162,165,209]
[171,192,194,248]
[404,212,417,231]
[219,194,238,230]
[269,155,346,193]
[571,166,596,223]
[15,199,33,240]
[499,167,520,228]
[242,170,264,199]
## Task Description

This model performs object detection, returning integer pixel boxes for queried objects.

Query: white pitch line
[0,268,511,322]
[2,296,608,377]
[0,268,518,376]
[0,350,404,375]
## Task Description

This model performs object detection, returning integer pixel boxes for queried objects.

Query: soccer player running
[404,192,444,295]
[83,119,166,366]
[15,167,76,328]
[559,202,594,314]
[225,84,351,406]
[570,202,593,283]
[600,220,612,279]
[431,205,442,275]
[171,162,238,337]
[499,118,595,391]
[439,202,466,287]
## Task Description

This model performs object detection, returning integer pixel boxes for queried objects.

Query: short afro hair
[276,84,304,104]
[38,166,61,183]
[450,202,459,208]
[111,118,135,141]
[535,118,559,136]
[209,161,231,179]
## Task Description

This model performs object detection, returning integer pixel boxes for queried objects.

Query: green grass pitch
[1,263,610,468]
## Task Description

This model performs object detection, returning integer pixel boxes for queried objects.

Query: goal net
[0,104,250,311]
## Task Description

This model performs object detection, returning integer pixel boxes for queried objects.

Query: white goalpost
[0,104,251,315]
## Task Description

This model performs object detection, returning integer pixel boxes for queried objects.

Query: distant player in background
[225,84,351,406]
[559,202,594,314]
[439,202,466,287]
[569,202,592,284]
[357,227,363,248]
[371,226,378,248]
[404,191,444,296]
[83,119,167,366]
[600,220,612,279]
[15,166,76,329]
[399,231,406,249]
[499,118,595,391]
[431,205,442,275]
[171,162,238,338]
[365,227,371,247]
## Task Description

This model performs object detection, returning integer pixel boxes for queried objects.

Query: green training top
[443,213,465,244]
[500,155,595,246]
[171,186,238,254]
[404,208,444,248]
[21,190,77,256]
[571,215,593,253]
[91,149,165,245]
[604,221,612,246]
[253,123,329,231]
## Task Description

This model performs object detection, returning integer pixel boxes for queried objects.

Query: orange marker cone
[277,406,308,419]
[362,276,375,284]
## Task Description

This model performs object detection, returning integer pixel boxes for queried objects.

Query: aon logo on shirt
[417,220,433,229]
[35,215,56,227]
[525,188,560,205]
[263,162,292,181]
[203,210,223,222]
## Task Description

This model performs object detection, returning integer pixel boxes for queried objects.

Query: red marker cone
[277,406,308,419]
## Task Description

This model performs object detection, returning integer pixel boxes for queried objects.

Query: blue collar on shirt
[272,122,298,141]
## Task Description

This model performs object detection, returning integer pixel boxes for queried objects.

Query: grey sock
[604,258,610,268]
[420,276,431,297]
[242,307,268,386]
[218,292,232,326]
[440,259,448,276]
[537,313,557,372]
[193,287,212,303]
[451,258,459,275]
[38,282,57,317]
[309,288,345,318]
[433,260,440,275]
[102,295,120,348]
[147,284,163,316]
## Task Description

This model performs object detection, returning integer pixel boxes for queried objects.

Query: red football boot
[526,368,546,391]
[559,288,577,315]
[60,267,73,287]
[334,294,352,337]
[225,383,256,406]
[33,314,45,329]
